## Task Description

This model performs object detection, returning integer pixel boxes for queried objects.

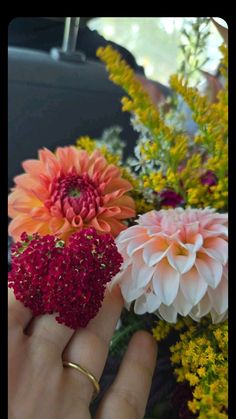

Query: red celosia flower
[8,228,123,329]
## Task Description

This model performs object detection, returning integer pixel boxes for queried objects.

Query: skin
[8,285,157,419]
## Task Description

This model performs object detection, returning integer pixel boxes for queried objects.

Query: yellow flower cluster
[169,45,228,210]
[97,46,188,165]
[134,197,155,215]
[97,44,228,211]
[167,318,228,418]
[153,317,228,417]
[75,136,97,154]
[76,136,120,166]
[143,172,167,193]
[97,46,172,140]
[219,44,228,79]
[152,316,193,342]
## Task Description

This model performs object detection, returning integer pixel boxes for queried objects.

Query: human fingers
[95,330,157,419]
[62,285,124,403]
[25,313,75,360]
[8,288,32,334]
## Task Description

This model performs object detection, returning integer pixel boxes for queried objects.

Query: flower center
[45,174,102,223]
[68,188,81,198]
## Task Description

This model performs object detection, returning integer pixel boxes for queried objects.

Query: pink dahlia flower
[111,208,228,323]
[8,147,135,241]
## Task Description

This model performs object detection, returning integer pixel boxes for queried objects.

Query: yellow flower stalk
[97,43,228,210]
[153,317,228,418]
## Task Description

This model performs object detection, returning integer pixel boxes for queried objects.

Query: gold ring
[63,361,100,398]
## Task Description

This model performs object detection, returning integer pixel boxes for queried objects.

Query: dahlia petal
[152,258,180,305]
[114,206,136,219]
[119,266,144,302]
[180,233,203,253]
[75,150,90,173]
[65,207,75,223]
[134,295,150,314]
[107,219,127,237]
[180,266,208,306]
[109,260,133,292]
[210,308,228,324]
[45,157,61,178]
[30,207,51,221]
[138,210,161,226]
[57,218,73,234]
[116,241,129,256]
[146,226,161,236]
[130,249,145,278]
[8,191,20,217]
[202,237,228,265]
[55,146,78,173]
[37,223,54,236]
[202,224,228,238]
[173,289,192,316]
[8,215,45,240]
[112,195,136,209]
[71,215,83,228]
[158,304,178,323]
[22,159,45,177]
[117,226,147,243]
[127,236,151,256]
[85,207,97,221]
[99,206,121,218]
[89,155,107,177]
[39,147,57,164]
[184,221,200,237]
[167,245,196,274]
[134,292,161,314]
[91,217,111,232]
[143,237,171,266]
[134,263,156,289]
[50,204,63,218]
[189,292,212,321]
[202,212,228,225]
[8,189,42,216]
[80,206,89,219]
[195,252,222,288]
[13,173,41,190]
[223,264,228,280]
[102,186,133,204]
[160,218,177,236]
[13,173,49,202]
[48,217,65,233]
[100,166,121,184]
[207,275,228,314]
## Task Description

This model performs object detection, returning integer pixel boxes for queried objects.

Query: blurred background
[8,17,227,189]
[88,17,227,85]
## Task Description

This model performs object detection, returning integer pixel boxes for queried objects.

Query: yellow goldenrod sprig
[153,317,228,419]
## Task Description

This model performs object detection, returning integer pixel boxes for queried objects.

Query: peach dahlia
[111,208,228,323]
[8,147,136,241]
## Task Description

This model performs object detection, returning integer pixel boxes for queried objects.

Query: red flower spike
[8,228,123,329]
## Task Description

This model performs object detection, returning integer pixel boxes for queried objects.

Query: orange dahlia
[8,147,136,241]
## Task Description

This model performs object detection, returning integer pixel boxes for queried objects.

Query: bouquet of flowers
[8,28,228,418]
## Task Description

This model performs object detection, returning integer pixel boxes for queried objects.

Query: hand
[8,285,157,419]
